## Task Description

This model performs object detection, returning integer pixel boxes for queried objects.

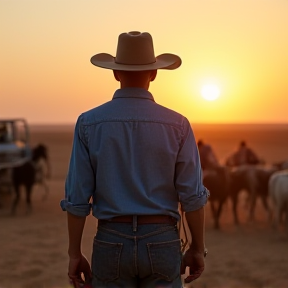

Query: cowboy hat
[90,31,181,71]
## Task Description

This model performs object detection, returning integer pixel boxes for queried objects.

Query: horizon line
[28,122,288,126]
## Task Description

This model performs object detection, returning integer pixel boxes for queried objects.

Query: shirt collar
[112,88,155,102]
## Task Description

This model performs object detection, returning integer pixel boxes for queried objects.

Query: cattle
[11,144,50,215]
[268,169,288,232]
[228,165,276,225]
[203,166,230,229]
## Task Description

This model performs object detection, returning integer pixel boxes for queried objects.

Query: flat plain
[0,123,287,288]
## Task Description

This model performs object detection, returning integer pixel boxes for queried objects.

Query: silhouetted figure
[197,140,229,229]
[197,139,220,170]
[226,141,261,167]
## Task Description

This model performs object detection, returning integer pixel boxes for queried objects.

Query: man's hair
[115,70,156,78]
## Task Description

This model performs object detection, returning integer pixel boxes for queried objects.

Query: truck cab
[0,119,31,170]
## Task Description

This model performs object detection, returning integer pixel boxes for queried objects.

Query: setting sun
[1,1,287,124]
[201,84,221,101]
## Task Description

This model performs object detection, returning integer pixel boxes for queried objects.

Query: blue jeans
[91,221,183,288]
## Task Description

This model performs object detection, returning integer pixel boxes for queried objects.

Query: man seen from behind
[61,31,209,288]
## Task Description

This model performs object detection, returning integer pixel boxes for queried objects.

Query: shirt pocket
[92,239,123,281]
[147,239,182,281]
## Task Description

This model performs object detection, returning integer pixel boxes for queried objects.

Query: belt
[99,215,177,225]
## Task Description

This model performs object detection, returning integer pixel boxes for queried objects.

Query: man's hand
[68,254,92,288]
[180,248,206,283]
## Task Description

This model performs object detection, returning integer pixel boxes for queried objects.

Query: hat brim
[90,53,181,71]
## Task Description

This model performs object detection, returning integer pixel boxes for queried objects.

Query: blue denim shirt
[60,88,209,220]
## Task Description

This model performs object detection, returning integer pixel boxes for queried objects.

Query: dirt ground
[0,124,287,288]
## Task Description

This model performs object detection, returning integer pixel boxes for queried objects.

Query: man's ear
[113,70,120,81]
[150,70,157,82]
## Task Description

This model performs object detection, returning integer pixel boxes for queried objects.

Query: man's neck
[120,83,149,90]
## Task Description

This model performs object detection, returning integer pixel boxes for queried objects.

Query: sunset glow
[1,1,288,124]
[201,84,220,101]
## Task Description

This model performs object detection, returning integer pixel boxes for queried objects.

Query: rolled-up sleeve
[175,120,209,212]
[60,115,95,217]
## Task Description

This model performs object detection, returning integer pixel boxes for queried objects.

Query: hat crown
[90,31,181,71]
[115,31,156,65]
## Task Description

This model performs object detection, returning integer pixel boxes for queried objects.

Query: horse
[11,143,50,215]
[228,165,276,225]
[202,166,230,229]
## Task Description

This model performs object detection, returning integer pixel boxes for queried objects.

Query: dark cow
[228,165,276,225]
[11,144,50,215]
[203,166,230,229]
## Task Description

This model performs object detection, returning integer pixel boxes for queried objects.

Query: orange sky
[1,0,288,124]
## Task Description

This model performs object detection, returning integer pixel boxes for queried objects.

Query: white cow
[269,169,288,232]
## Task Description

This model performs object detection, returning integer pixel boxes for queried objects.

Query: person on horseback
[0,123,9,143]
[197,140,220,171]
[227,141,261,167]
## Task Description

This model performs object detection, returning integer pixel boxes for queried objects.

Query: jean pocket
[92,239,123,281]
[147,239,181,281]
